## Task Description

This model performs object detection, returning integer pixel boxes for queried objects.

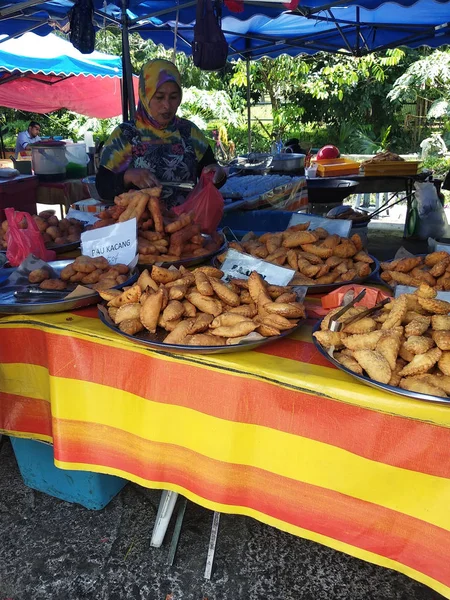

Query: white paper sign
[81,218,137,265]
[395,284,450,301]
[435,243,450,254]
[393,246,415,260]
[288,212,352,238]
[220,248,295,285]
[66,207,100,227]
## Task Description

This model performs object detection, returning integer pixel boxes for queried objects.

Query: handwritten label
[221,248,295,285]
[81,218,137,265]
[288,212,352,238]
[66,208,101,227]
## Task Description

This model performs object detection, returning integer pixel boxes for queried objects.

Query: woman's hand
[202,164,227,188]
[124,168,160,190]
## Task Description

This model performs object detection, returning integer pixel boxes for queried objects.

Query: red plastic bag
[173,170,224,234]
[5,208,56,266]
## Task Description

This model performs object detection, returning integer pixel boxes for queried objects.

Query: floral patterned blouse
[98,117,215,208]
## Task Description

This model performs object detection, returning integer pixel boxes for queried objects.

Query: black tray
[214,254,380,294]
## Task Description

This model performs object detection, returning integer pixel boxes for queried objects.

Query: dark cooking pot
[307,179,359,204]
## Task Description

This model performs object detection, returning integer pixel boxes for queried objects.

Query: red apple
[317,145,340,160]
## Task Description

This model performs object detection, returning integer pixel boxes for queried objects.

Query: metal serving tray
[98,304,303,356]
[0,259,137,315]
[312,321,450,406]
[138,233,227,270]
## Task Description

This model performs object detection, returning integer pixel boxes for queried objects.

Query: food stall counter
[0,307,449,599]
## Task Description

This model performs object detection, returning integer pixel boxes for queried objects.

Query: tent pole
[246,57,251,154]
[121,0,136,121]
[121,34,129,122]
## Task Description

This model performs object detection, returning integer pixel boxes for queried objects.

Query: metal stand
[120,0,136,122]
[150,490,179,548]
[150,491,221,579]
[204,511,220,580]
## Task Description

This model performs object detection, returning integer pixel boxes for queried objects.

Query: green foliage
[421,154,450,178]
[4,30,450,159]
[388,50,450,104]
[179,88,240,127]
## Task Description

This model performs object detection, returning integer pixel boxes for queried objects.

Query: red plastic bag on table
[5,208,56,267]
[173,170,224,234]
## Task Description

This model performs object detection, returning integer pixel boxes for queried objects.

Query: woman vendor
[96,59,226,207]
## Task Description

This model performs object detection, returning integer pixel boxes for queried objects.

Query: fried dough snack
[27,256,130,294]
[0,210,84,251]
[315,286,450,399]
[218,227,373,286]
[103,266,304,346]
[90,186,223,264]
[380,251,450,291]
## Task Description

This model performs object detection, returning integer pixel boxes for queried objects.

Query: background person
[96,59,226,207]
[15,121,41,157]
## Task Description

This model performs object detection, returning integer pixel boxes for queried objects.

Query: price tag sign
[66,207,101,227]
[221,248,295,285]
[435,244,450,254]
[288,212,352,238]
[81,218,137,265]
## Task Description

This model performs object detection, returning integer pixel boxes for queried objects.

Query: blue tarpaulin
[0,0,449,57]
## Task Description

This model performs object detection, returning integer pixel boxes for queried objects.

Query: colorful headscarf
[135,59,182,130]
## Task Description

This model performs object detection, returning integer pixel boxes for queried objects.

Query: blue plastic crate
[220,210,368,244]
[220,210,293,238]
[10,437,127,510]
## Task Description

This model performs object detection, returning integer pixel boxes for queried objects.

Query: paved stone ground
[0,437,444,600]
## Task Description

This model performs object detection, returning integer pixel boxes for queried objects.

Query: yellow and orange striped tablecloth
[1,307,450,598]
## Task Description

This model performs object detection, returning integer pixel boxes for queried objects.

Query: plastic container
[10,437,127,510]
[84,131,94,152]
[71,198,106,213]
[220,210,293,238]
[315,157,360,177]
[31,144,67,181]
[220,209,368,245]
[65,143,89,179]
[360,160,420,176]
[81,175,103,201]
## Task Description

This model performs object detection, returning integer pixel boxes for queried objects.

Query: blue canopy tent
[0,0,449,123]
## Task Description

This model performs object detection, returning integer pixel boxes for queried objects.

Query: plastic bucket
[31,145,67,181]
[65,143,89,178]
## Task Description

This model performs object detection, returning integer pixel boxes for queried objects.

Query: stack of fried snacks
[217,223,373,286]
[28,256,130,292]
[90,186,223,265]
[100,265,305,347]
[1,209,84,249]
[380,252,450,291]
[313,283,450,399]
[361,151,404,164]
